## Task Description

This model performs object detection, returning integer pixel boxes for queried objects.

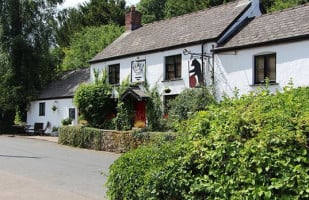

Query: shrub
[74,82,116,129]
[107,86,309,199]
[58,126,177,152]
[146,85,166,131]
[167,87,216,130]
[106,139,181,199]
[58,126,104,150]
[61,117,72,126]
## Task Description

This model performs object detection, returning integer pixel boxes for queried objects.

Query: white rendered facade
[26,98,78,134]
[215,40,309,99]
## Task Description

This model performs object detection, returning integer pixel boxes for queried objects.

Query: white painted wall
[90,43,215,98]
[26,98,78,134]
[215,40,309,99]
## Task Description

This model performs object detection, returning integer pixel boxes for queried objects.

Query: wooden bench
[25,121,50,135]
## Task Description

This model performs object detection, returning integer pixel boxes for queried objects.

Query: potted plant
[164,87,171,94]
[51,126,59,136]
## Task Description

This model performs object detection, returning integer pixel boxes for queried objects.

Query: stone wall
[58,126,175,153]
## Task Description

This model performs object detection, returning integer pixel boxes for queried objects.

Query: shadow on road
[0,154,41,159]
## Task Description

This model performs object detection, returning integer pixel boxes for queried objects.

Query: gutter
[214,35,309,53]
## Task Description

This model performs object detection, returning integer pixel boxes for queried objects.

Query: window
[108,64,120,84]
[39,102,45,116]
[165,54,182,80]
[254,53,276,84]
[69,108,76,120]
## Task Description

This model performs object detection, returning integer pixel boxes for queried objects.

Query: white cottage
[214,4,309,98]
[89,0,262,126]
[26,68,89,134]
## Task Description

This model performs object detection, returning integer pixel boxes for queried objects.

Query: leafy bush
[107,139,181,199]
[167,87,216,130]
[74,82,116,129]
[146,85,166,131]
[113,99,134,131]
[107,86,309,199]
[59,126,176,152]
[61,117,72,126]
[58,126,104,150]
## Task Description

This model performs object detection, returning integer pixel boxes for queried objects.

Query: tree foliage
[136,0,167,24]
[264,0,309,12]
[62,25,124,71]
[107,86,309,199]
[0,0,61,131]
[137,0,308,23]
[56,0,126,47]
[74,70,116,129]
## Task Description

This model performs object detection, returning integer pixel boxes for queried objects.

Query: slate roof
[38,68,90,100]
[90,0,251,63]
[215,3,309,51]
[121,87,149,101]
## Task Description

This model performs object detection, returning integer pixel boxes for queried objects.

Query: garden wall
[58,126,175,153]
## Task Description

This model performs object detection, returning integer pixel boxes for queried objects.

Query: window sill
[162,78,183,83]
[250,82,279,87]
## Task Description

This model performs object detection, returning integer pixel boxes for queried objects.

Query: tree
[137,0,307,24]
[0,0,62,132]
[164,0,209,18]
[136,0,167,24]
[62,25,124,71]
[56,0,126,47]
[262,0,309,12]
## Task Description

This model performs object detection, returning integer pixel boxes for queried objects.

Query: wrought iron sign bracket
[183,49,212,59]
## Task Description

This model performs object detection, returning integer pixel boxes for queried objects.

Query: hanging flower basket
[52,105,58,111]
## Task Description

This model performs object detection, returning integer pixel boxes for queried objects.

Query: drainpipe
[211,45,215,86]
[201,41,205,86]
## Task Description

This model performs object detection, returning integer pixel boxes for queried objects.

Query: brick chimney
[125,6,142,31]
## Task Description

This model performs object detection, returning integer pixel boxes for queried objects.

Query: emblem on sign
[131,60,146,82]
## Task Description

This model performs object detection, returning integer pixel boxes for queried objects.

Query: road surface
[0,135,120,200]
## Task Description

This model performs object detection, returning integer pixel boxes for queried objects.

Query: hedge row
[58,126,175,153]
[107,86,309,199]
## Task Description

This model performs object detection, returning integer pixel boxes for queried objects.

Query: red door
[134,101,146,128]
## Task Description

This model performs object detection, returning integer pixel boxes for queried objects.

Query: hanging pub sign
[189,58,204,88]
[131,60,146,83]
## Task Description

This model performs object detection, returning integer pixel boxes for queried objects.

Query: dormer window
[254,53,276,84]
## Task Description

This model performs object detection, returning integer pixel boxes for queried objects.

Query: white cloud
[126,0,140,6]
[60,0,88,9]
[60,0,140,9]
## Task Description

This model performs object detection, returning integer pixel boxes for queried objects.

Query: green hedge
[58,126,176,152]
[107,86,309,199]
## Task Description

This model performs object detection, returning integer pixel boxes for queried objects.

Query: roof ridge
[142,0,248,27]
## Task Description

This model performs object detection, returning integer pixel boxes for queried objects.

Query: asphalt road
[0,135,120,200]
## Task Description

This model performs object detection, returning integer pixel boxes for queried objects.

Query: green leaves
[74,82,116,129]
[107,87,309,199]
[62,25,124,70]
[0,0,60,128]
[167,87,216,131]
